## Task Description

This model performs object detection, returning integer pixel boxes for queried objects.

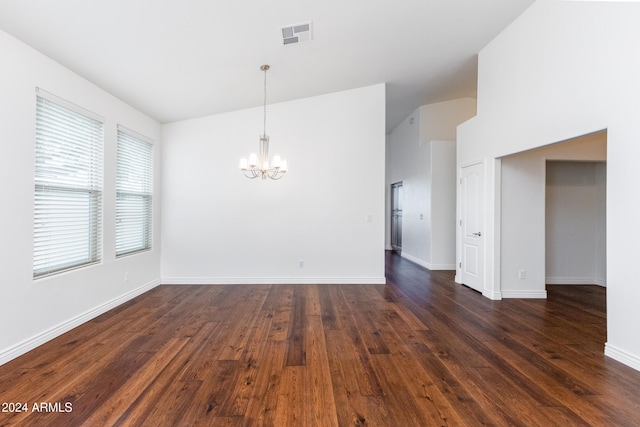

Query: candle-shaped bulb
[248,153,257,167]
[272,155,281,169]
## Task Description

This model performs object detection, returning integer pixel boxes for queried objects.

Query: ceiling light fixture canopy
[239,65,288,180]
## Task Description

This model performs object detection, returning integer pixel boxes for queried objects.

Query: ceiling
[0,0,535,132]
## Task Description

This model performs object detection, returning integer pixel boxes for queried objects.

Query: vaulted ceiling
[0,0,535,131]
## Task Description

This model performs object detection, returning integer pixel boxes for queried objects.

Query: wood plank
[284,288,306,366]
[317,285,339,330]
[242,340,286,426]
[176,360,242,424]
[272,366,309,426]
[266,286,293,342]
[324,329,384,398]
[371,353,447,426]
[218,308,275,416]
[324,329,391,425]
[328,288,385,396]
[216,286,270,361]
[305,315,339,426]
[305,284,321,316]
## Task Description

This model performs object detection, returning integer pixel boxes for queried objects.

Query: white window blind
[116,127,153,257]
[34,90,104,278]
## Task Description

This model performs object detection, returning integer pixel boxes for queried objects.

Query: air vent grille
[281,21,312,46]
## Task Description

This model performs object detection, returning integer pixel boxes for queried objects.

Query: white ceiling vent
[280,21,312,46]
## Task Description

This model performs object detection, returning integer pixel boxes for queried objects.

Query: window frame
[33,88,104,278]
[115,125,153,258]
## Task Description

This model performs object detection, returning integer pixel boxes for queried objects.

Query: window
[34,89,104,278]
[116,126,153,257]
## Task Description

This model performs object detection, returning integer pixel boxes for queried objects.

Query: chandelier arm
[267,169,285,180]
[244,168,262,179]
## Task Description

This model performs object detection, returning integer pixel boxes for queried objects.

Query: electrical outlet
[124,272,129,281]
[299,260,304,268]
[518,270,526,279]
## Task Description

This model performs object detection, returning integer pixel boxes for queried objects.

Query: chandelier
[239,65,288,180]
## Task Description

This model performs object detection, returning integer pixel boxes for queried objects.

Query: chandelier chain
[263,66,267,136]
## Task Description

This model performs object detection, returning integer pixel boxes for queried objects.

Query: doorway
[498,130,607,298]
[390,182,403,253]
[545,160,607,287]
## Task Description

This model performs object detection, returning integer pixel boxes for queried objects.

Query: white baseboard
[400,252,429,269]
[605,343,640,372]
[594,277,607,287]
[0,279,160,366]
[400,252,455,271]
[501,289,547,299]
[161,277,387,285]
[428,263,456,270]
[546,276,607,287]
[482,289,503,300]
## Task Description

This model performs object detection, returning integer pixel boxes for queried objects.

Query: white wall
[430,140,458,268]
[419,100,477,143]
[387,99,476,269]
[161,84,386,284]
[457,0,640,370]
[0,30,162,364]
[500,154,546,298]
[594,162,607,284]
[546,160,606,287]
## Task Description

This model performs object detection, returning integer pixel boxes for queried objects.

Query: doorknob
[472,232,482,237]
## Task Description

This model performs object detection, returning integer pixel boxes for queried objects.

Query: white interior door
[460,162,484,292]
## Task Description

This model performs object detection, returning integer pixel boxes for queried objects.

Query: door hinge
[459,262,462,268]
[459,219,462,226]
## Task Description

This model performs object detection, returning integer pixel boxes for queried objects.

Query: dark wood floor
[1,252,640,426]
